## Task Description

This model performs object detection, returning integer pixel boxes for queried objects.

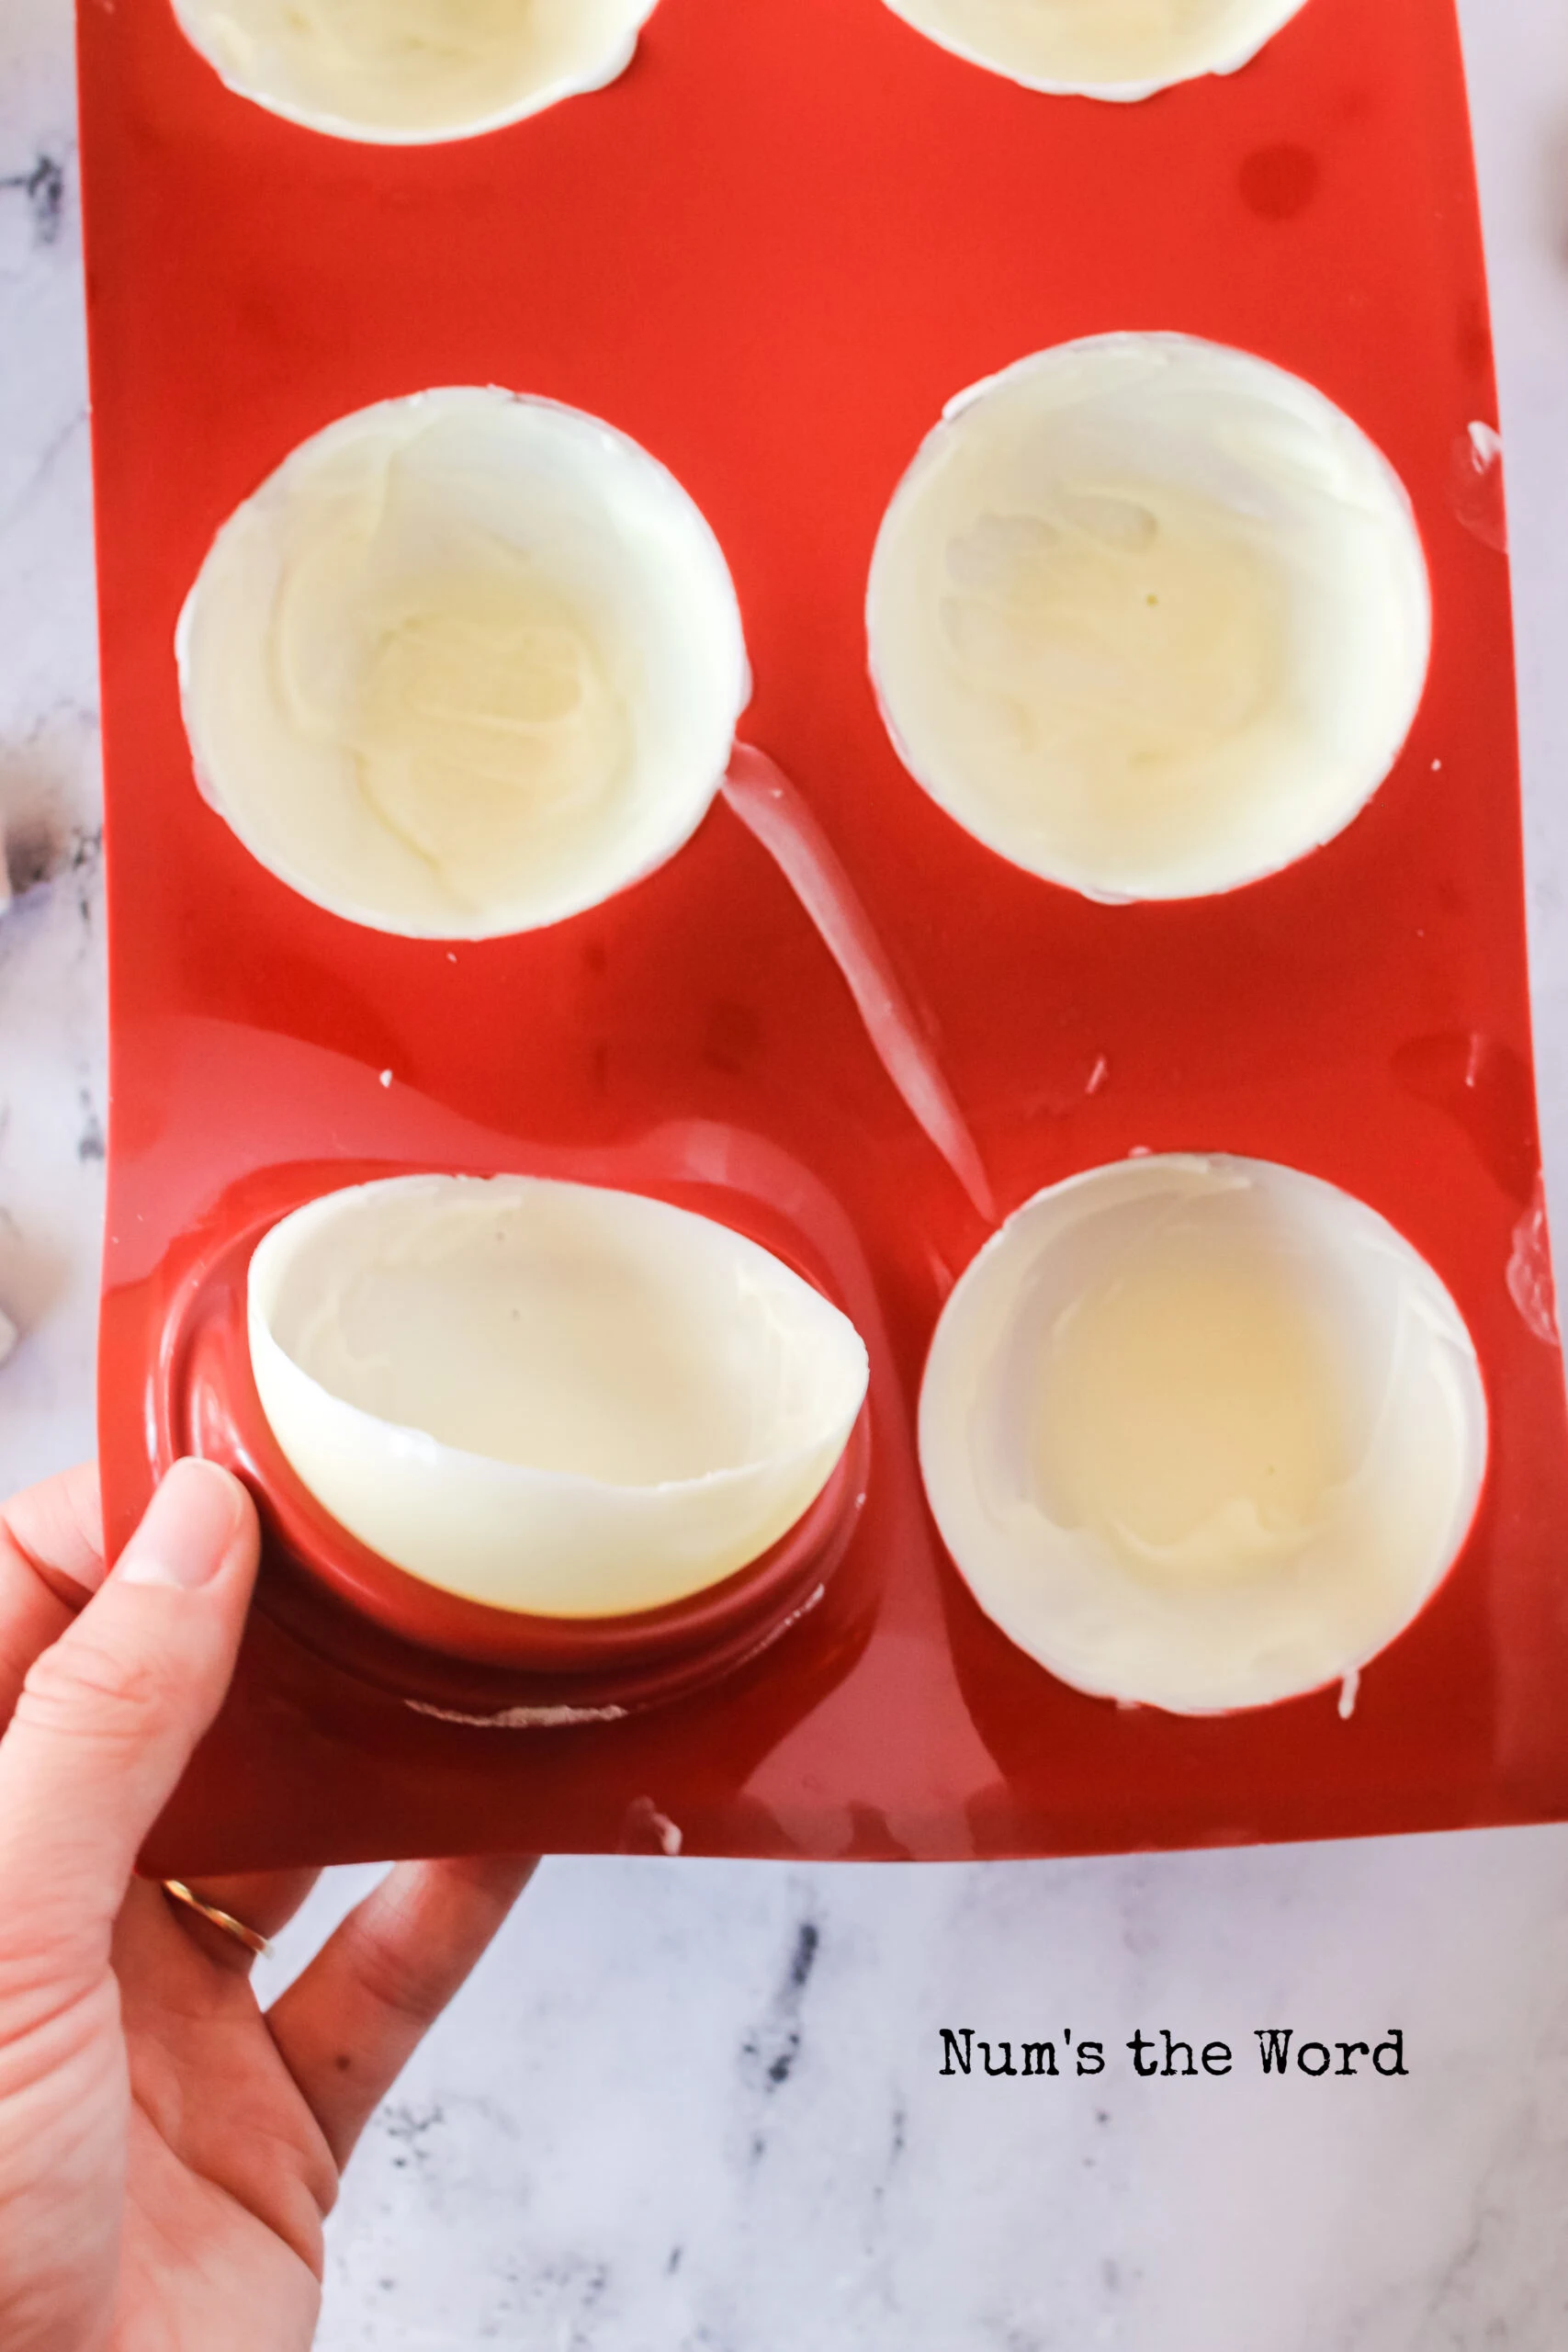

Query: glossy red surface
[80,0,1568,1871]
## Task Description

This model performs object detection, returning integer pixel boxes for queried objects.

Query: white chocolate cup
[867,335,1431,903]
[170,0,660,146]
[919,1155,1487,1714]
[877,0,1310,104]
[248,1175,870,1620]
[179,390,750,940]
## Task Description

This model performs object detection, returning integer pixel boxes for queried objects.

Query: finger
[152,1867,323,1974]
[0,1463,106,1728]
[0,1458,260,2008]
[267,1854,536,2166]
[177,1869,323,1944]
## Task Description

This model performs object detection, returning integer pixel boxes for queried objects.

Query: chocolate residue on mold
[722,746,995,1222]
[405,1696,628,1729]
[1392,1032,1537,1205]
[1450,422,1508,553]
[1506,1175,1561,1349]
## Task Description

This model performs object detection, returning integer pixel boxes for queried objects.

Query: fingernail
[118,1459,246,1590]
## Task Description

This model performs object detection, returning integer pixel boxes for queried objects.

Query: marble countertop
[6,3,1568,2345]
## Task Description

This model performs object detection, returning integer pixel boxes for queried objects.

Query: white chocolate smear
[868,335,1430,902]
[918,1155,1487,1713]
[722,745,994,1220]
[249,1174,869,1618]
[170,0,659,144]
[179,390,749,938]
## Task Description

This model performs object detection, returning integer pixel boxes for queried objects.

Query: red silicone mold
[79,0,1568,1872]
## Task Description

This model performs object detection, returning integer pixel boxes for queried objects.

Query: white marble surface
[0,0,102,1498]
[6,3,1568,2345]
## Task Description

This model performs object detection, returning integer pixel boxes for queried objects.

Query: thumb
[0,1458,260,1998]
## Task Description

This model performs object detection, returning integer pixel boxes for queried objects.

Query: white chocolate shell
[178,390,750,939]
[919,1156,1487,1713]
[878,0,1310,103]
[868,335,1430,903]
[170,0,660,145]
[248,1175,870,1618]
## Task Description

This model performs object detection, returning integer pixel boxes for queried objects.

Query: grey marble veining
[255,1836,1568,2351]
[0,0,103,1498]
[6,2,1568,2345]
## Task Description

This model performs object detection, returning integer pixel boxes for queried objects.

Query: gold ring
[160,1879,272,1960]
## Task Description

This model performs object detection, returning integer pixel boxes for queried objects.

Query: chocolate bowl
[152,1166,874,1720]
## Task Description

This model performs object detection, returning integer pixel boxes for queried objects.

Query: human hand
[0,1458,535,2352]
